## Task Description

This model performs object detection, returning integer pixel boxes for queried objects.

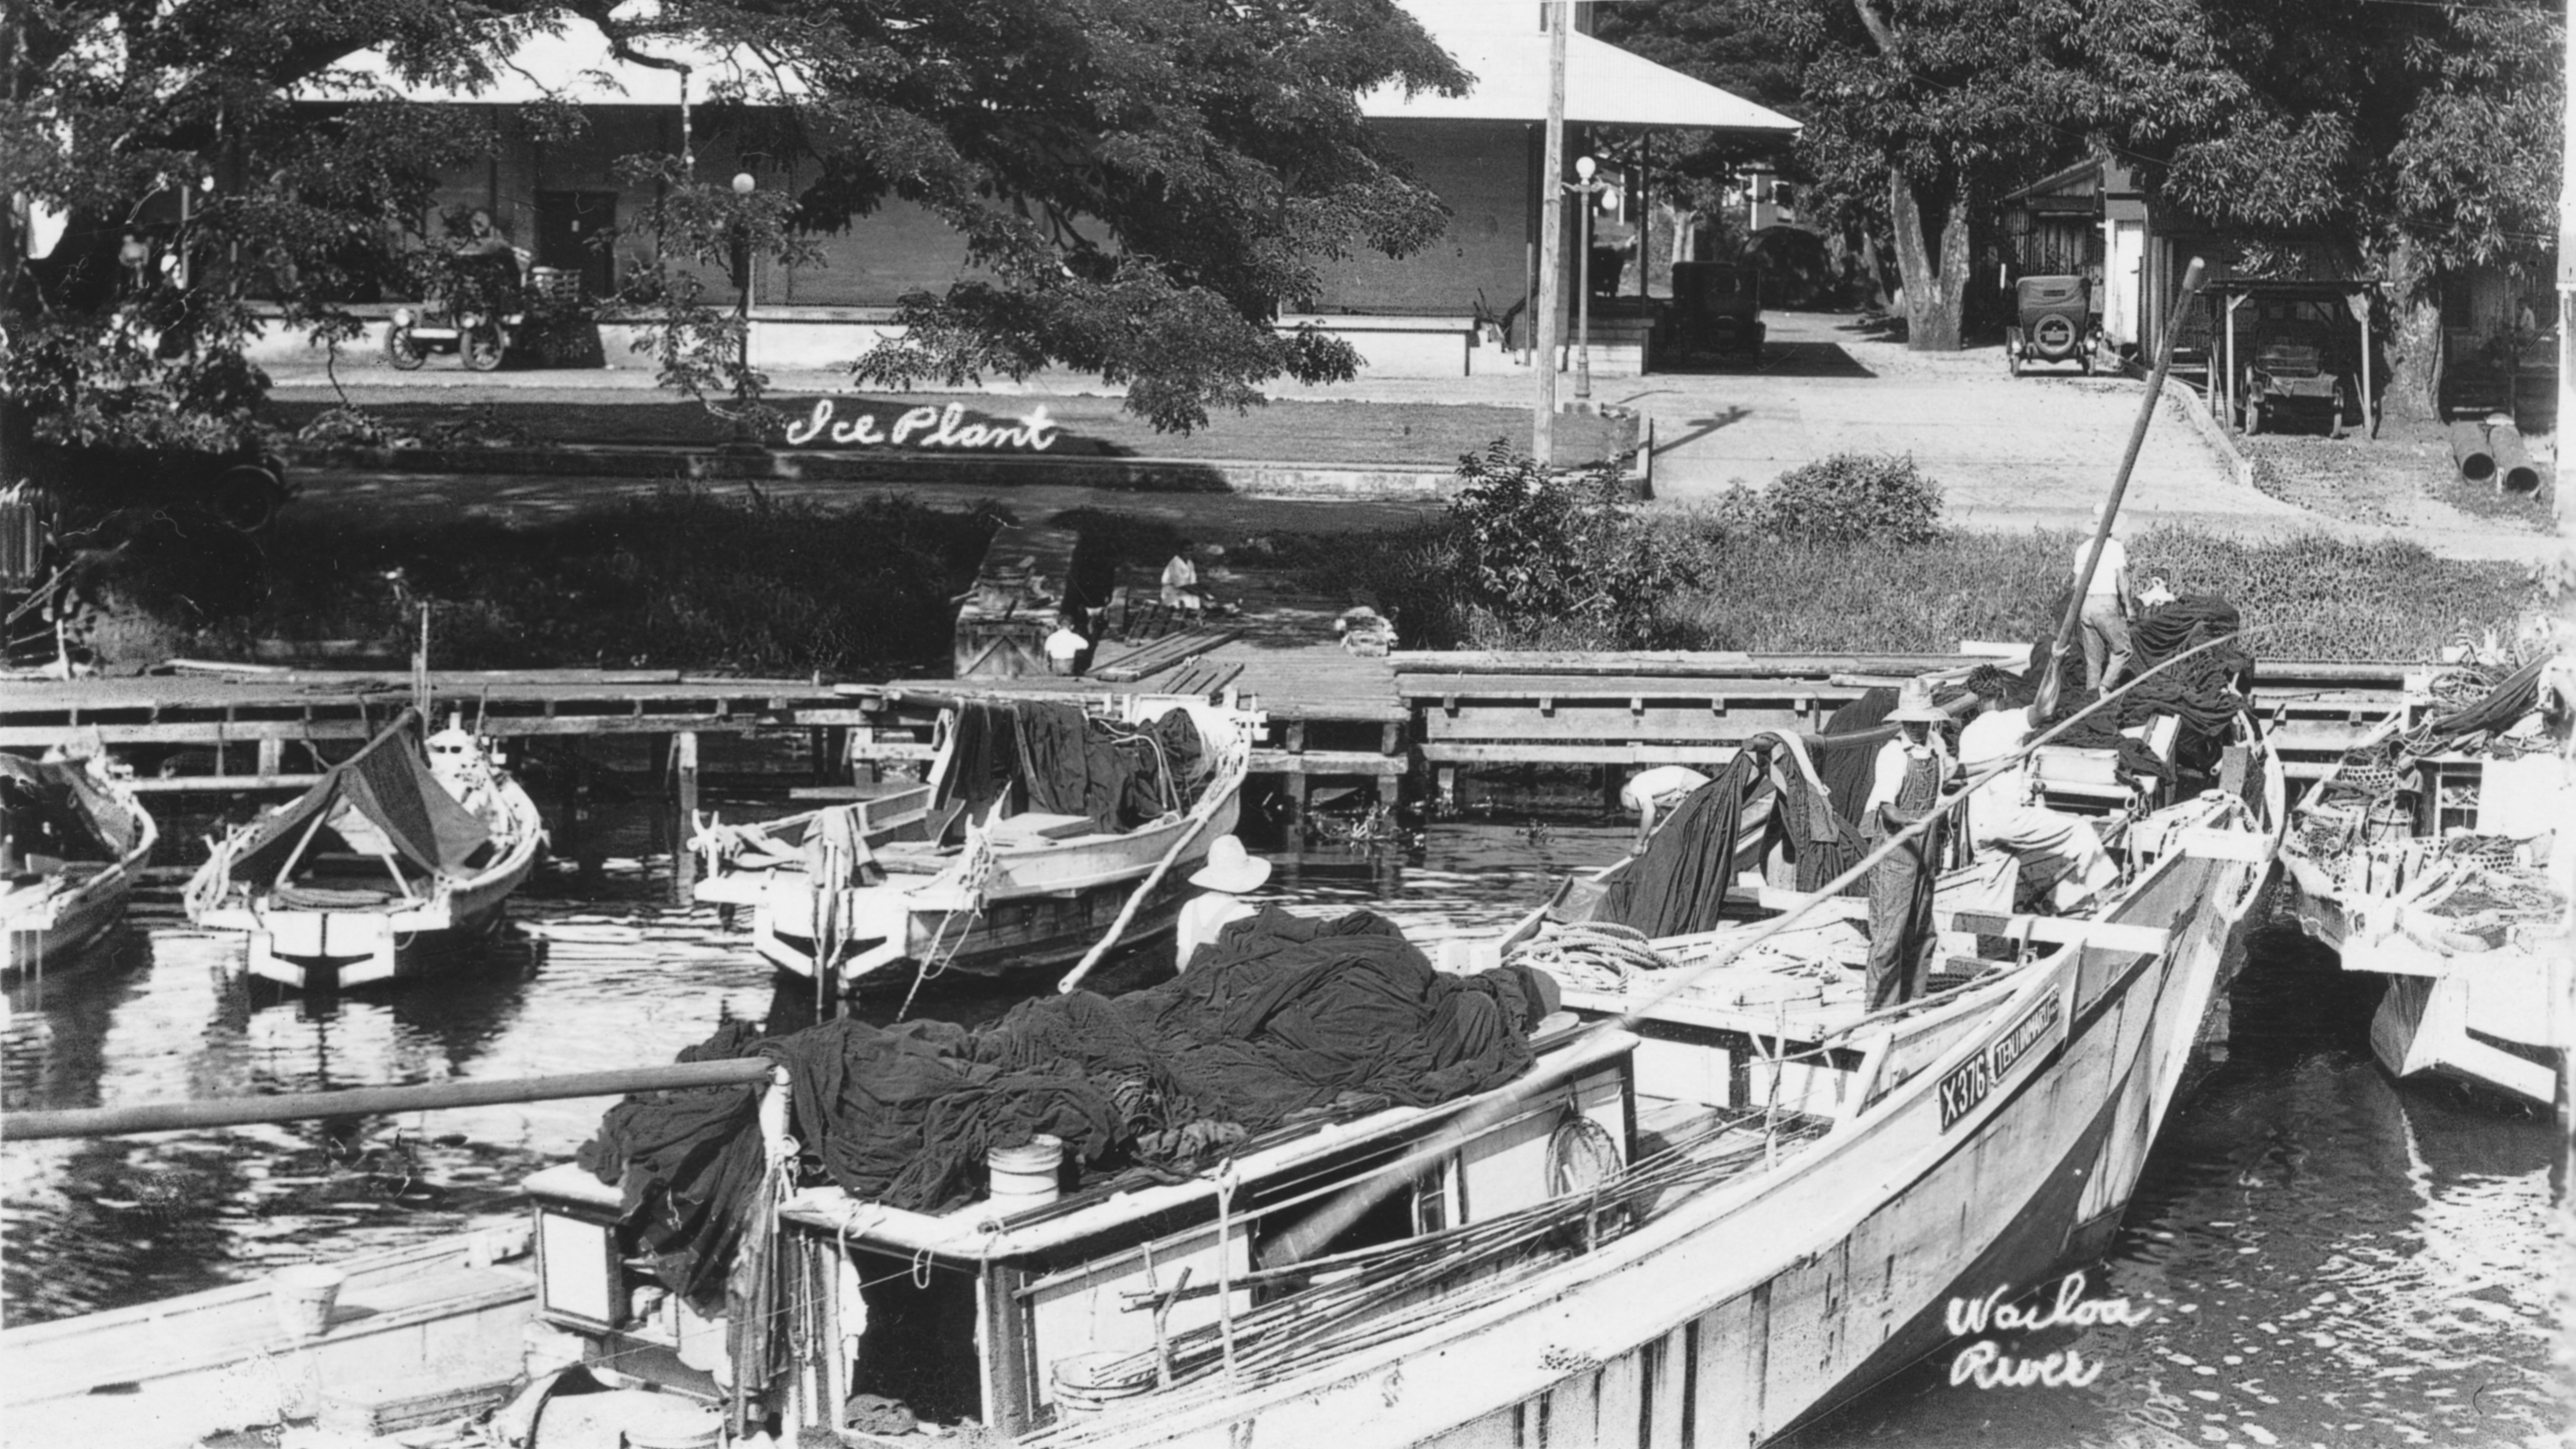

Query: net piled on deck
[940,699,1208,834]
[578,907,1561,1311]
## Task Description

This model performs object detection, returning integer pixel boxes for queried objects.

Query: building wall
[1306,119,1532,320]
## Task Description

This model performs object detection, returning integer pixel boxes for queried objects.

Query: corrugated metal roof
[1364,4,1798,133]
[307,2,1797,135]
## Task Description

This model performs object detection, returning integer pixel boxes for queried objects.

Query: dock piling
[672,730,700,906]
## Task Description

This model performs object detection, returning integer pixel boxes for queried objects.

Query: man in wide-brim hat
[1176,834,1270,968]
[1858,679,1954,1008]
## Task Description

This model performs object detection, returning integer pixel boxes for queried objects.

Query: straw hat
[1188,835,1272,894]
[1890,678,1948,723]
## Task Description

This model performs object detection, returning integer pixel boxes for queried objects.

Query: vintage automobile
[14,439,293,533]
[2004,274,2099,377]
[1666,260,1766,361]
[2208,285,2365,435]
[385,249,529,372]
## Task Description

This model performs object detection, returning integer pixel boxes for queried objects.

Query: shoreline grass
[66,487,2539,677]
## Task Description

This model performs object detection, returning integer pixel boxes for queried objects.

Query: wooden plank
[1248,749,1404,776]
[1422,704,1813,743]
[1420,743,1745,765]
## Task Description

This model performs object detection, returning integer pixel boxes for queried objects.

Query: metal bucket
[988,1134,1065,1206]
[269,1263,346,1339]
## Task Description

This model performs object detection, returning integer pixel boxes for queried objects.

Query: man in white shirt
[1175,835,1268,968]
[1859,681,1953,1008]
[1956,687,2118,911]
[1618,764,1711,848]
[2073,504,2137,691]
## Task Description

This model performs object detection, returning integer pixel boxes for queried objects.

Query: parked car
[17,440,293,533]
[2207,287,2364,435]
[2004,275,2100,377]
[1666,261,1765,362]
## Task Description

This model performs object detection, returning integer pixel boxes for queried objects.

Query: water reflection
[0,800,2560,1445]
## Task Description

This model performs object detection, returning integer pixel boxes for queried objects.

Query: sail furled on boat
[939,699,1208,832]
[0,756,138,863]
[218,717,493,884]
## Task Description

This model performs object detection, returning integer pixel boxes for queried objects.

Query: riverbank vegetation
[54,449,2539,677]
[1267,449,2542,662]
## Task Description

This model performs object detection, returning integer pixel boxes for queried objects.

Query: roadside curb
[2170,385,2256,489]
[286,443,1463,500]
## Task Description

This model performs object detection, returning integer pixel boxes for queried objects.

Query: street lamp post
[1569,156,1611,403]
[729,171,757,449]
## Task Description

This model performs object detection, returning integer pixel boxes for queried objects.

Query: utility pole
[1532,0,1568,465]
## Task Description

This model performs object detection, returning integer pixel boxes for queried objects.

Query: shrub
[1444,440,1697,645]
[1751,452,1944,543]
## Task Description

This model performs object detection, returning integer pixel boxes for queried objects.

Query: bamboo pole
[1,1058,776,1141]
[2033,256,2209,723]
[1057,749,1247,994]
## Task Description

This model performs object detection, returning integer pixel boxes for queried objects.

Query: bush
[1747,452,1944,543]
[1445,440,1697,647]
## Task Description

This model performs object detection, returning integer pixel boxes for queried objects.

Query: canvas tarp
[219,715,491,885]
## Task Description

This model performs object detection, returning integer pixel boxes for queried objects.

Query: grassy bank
[66,475,2538,677]
[73,486,1000,677]
[1269,519,2538,661]
[266,394,1634,467]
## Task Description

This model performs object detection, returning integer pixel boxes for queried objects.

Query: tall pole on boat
[0,1058,781,1140]
[2032,255,2207,723]
[1532,0,1569,465]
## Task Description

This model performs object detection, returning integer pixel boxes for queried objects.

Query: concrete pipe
[2447,420,2496,485]
[2488,421,2540,495]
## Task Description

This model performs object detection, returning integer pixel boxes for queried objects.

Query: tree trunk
[1888,169,1969,350]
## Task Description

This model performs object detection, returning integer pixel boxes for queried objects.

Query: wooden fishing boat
[512,699,2284,1448]
[0,1229,538,1449]
[691,691,1256,992]
[2279,654,2572,1106]
[184,712,544,989]
[2,749,158,976]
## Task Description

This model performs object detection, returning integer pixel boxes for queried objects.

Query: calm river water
[2,787,2563,1446]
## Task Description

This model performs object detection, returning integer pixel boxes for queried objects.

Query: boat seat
[986,812,1096,845]
[2032,714,2182,812]
[273,883,402,909]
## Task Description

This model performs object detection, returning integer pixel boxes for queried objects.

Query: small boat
[2,749,158,976]
[692,690,1256,992]
[2279,653,2572,1107]
[0,1229,538,1448]
[511,690,2285,1447]
[184,711,544,989]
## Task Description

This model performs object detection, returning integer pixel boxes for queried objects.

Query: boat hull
[4,868,134,974]
[741,791,1240,989]
[0,1231,536,1449]
[197,774,544,991]
[1091,831,2274,1449]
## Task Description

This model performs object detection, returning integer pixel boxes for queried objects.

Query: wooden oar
[1057,748,1248,994]
[1,1057,778,1141]
[2033,256,2209,723]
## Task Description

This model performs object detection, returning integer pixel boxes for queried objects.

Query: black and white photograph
[4,0,2572,1445]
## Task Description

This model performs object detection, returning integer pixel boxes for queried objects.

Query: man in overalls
[1860,679,1952,1008]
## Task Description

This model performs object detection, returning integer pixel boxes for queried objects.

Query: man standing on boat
[1860,681,1952,1007]
[1177,835,1269,968]
[2074,502,2137,691]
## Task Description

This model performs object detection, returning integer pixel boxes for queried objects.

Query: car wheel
[462,324,504,372]
[2245,399,2265,436]
[384,324,427,371]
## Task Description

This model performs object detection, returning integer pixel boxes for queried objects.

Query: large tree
[1,0,1469,462]
[2094,0,2560,412]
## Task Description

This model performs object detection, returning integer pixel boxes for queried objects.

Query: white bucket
[269,1263,345,1339]
[988,1134,1065,1206]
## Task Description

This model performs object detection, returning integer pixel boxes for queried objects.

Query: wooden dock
[2,650,2406,832]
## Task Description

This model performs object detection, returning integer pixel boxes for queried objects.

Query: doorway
[534,191,618,298]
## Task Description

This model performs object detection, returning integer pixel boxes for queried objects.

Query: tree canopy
[1,0,1471,454]
[1609,0,2559,351]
